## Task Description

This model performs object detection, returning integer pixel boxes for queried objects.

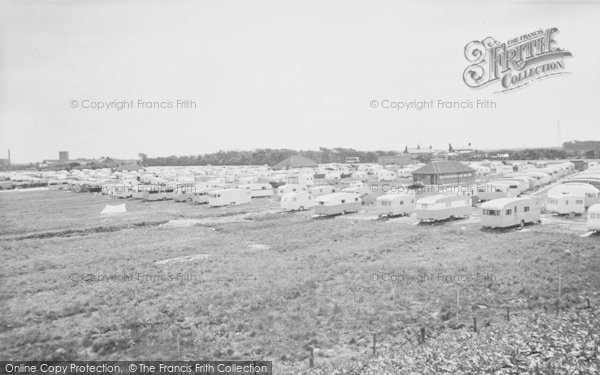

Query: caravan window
[483,209,500,216]
[576,200,583,204]
[355,197,359,202]
[524,206,530,212]
[505,209,512,215]
[341,199,346,204]
[381,201,390,206]
[400,201,404,205]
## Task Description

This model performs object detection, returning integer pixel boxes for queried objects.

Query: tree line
[139,148,399,166]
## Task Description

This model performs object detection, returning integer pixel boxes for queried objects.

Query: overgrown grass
[0,191,599,374]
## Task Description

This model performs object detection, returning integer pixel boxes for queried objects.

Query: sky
[1,0,599,163]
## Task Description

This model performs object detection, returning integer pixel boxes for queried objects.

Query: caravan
[314,192,361,216]
[415,194,471,222]
[238,183,274,198]
[173,184,198,202]
[375,194,415,217]
[309,185,337,197]
[191,188,214,204]
[547,183,599,208]
[587,204,600,232]
[481,197,541,228]
[545,193,585,216]
[477,182,517,202]
[277,184,308,196]
[142,185,174,201]
[208,189,251,207]
[281,191,314,211]
[109,184,133,199]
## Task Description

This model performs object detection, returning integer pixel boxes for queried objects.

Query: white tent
[100,203,127,214]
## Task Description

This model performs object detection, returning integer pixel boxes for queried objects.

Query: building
[412,161,476,185]
[59,151,69,162]
[403,146,447,162]
[272,155,318,170]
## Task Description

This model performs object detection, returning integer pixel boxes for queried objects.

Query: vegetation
[1,190,599,374]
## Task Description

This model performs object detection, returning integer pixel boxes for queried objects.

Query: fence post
[557,273,562,315]
[372,333,377,356]
[506,306,510,322]
[456,289,460,324]
[473,317,477,333]
[309,347,314,368]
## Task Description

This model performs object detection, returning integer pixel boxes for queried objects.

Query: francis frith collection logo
[463,28,572,92]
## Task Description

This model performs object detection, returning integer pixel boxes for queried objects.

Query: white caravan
[309,185,337,197]
[281,191,314,211]
[208,189,252,207]
[415,194,472,222]
[142,186,174,201]
[191,188,214,204]
[548,183,599,207]
[375,193,415,217]
[481,197,541,228]
[238,183,274,198]
[546,193,585,215]
[477,182,517,202]
[497,178,529,194]
[277,184,308,196]
[587,204,600,232]
[314,192,361,216]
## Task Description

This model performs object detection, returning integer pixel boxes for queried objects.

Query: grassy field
[1,190,599,373]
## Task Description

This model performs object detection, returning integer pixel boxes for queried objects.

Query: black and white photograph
[1,0,600,374]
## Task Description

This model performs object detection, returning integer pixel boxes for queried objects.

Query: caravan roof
[417,194,464,204]
[481,197,535,210]
[315,192,359,203]
[553,183,599,193]
[377,193,413,202]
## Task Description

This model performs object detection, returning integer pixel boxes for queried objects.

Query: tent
[100,204,127,214]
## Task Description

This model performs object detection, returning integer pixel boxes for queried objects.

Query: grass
[0,190,599,373]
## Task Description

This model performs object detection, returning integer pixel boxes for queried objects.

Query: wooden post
[309,347,314,368]
[456,289,460,324]
[473,317,477,333]
[587,298,591,309]
[557,273,562,315]
[506,306,510,322]
[419,327,425,344]
[372,333,377,356]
